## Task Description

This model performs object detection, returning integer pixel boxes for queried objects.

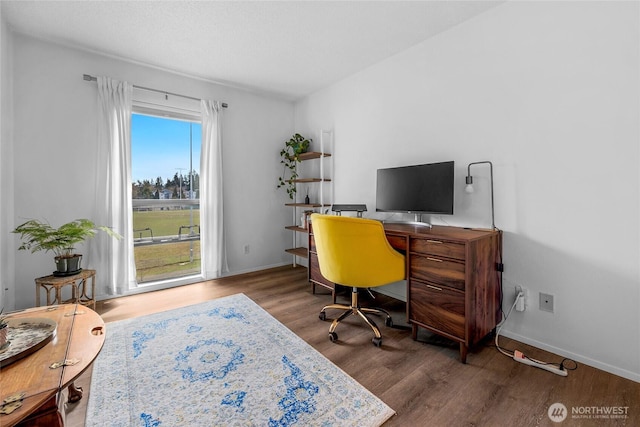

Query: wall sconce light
[465,161,496,230]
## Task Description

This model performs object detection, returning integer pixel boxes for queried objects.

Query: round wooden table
[0,304,105,426]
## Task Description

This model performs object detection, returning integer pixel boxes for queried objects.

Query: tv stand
[383,220,432,229]
[382,213,433,228]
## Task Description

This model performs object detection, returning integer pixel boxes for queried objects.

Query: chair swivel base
[319,288,393,347]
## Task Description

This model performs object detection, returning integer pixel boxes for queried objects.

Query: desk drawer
[386,234,407,251]
[409,280,465,340]
[410,254,465,291]
[411,238,465,260]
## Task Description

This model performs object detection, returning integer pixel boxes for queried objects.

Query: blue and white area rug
[86,293,395,426]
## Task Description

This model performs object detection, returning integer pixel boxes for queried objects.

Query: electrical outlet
[243,244,250,255]
[539,293,554,313]
[515,285,526,312]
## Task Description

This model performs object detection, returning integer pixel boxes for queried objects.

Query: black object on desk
[331,204,367,217]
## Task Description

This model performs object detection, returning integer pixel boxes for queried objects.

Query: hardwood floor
[66,266,638,426]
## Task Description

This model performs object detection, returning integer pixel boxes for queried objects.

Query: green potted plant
[277,133,311,199]
[13,218,122,276]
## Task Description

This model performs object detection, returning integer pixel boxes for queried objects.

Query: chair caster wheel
[385,317,393,327]
[319,312,326,321]
[372,337,382,347]
[329,332,338,342]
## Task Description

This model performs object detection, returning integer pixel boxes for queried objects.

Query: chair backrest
[310,214,405,288]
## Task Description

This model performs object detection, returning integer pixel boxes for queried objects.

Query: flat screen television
[376,161,454,218]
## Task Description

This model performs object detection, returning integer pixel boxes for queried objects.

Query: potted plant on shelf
[277,133,311,200]
[12,218,122,276]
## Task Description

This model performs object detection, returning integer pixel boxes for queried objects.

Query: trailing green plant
[277,133,311,199]
[12,218,122,258]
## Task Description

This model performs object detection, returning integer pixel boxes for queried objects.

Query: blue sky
[131,114,202,183]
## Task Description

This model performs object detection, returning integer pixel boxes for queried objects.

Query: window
[131,113,202,284]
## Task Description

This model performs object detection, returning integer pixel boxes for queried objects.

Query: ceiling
[2,1,503,101]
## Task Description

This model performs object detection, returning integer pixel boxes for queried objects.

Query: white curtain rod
[83,74,228,108]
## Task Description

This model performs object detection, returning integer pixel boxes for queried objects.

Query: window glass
[131,113,202,284]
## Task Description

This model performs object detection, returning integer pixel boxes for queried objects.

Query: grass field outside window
[133,208,201,283]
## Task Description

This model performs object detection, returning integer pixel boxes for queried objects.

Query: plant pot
[55,254,82,274]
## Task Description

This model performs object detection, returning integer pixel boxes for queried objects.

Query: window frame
[130,98,204,287]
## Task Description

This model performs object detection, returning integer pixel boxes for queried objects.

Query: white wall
[295,1,639,381]
[7,34,296,310]
[0,8,15,313]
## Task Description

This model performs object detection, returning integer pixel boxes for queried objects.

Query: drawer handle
[426,257,443,263]
[427,284,443,291]
[427,240,443,244]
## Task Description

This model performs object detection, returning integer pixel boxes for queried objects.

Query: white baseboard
[95,262,294,302]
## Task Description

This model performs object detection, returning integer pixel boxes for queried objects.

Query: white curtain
[90,76,136,295]
[200,100,228,278]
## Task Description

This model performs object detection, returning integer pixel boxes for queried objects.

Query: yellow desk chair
[311,214,405,347]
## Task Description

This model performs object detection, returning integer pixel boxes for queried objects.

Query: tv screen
[376,161,454,215]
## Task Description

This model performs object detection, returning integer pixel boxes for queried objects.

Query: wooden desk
[35,269,96,310]
[309,223,502,363]
[0,304,105,427]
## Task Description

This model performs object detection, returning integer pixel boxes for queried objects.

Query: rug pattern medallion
[86,293,394,426]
